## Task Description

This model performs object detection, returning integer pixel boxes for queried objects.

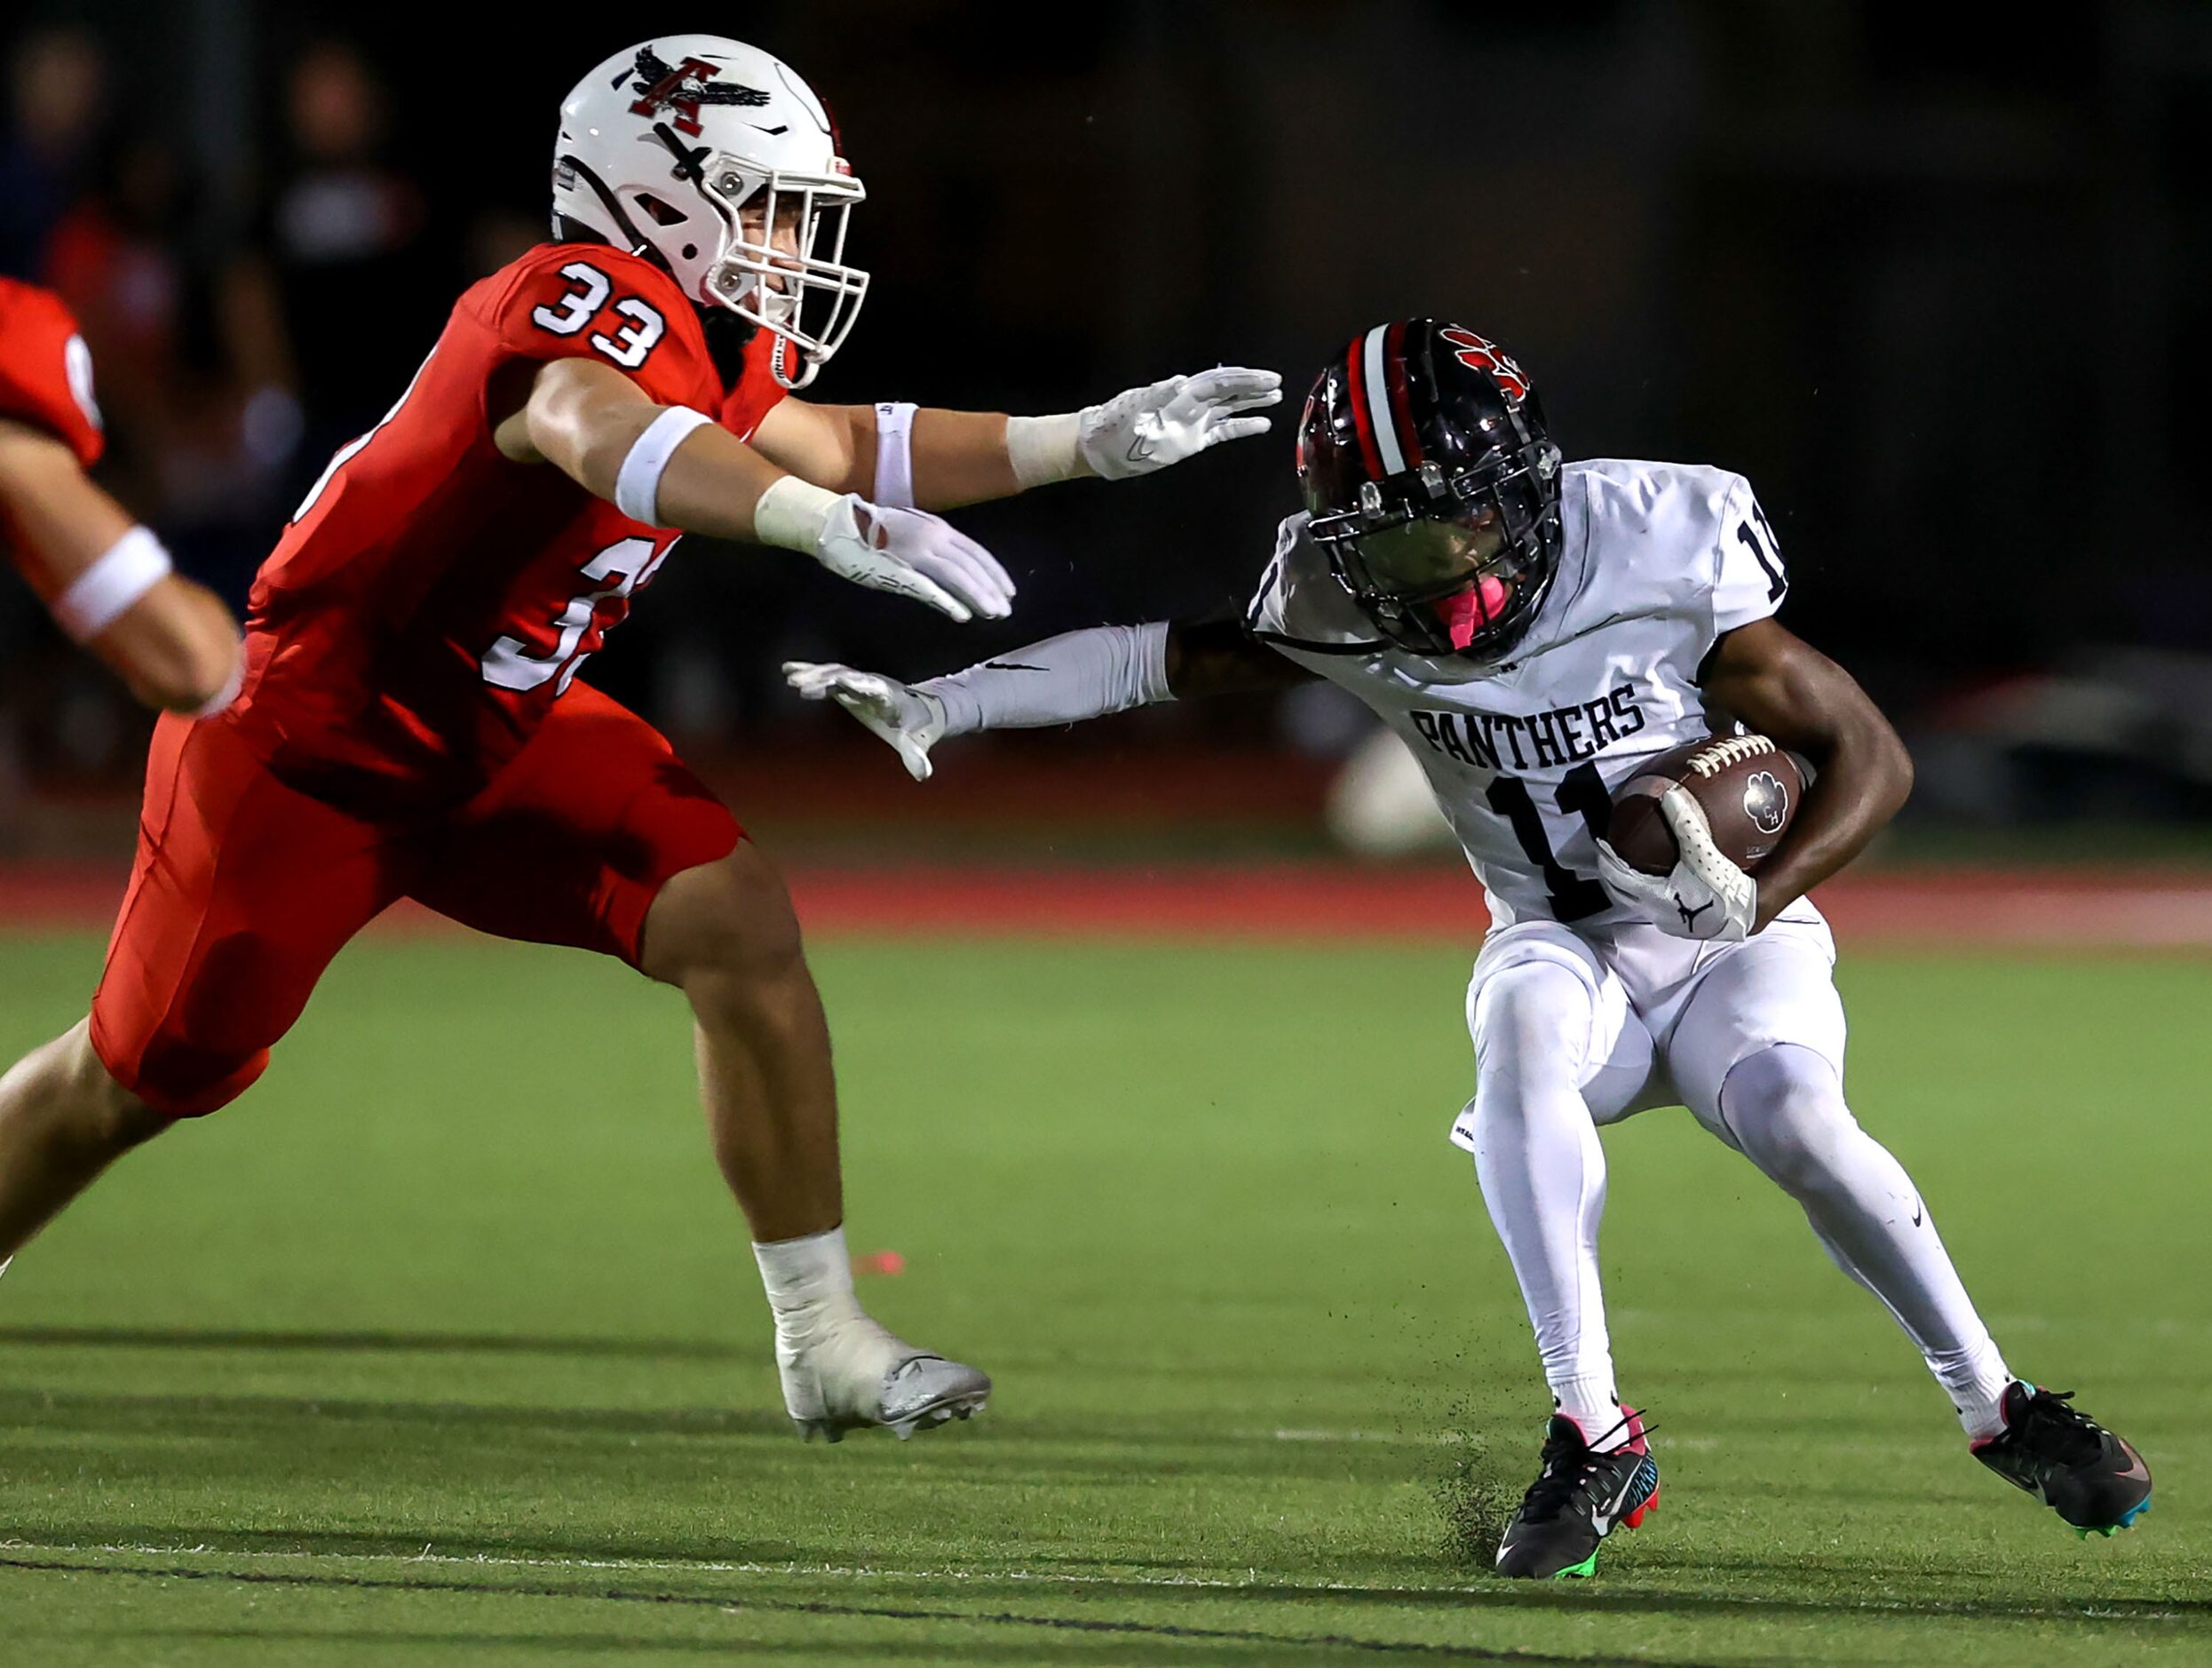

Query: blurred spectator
[40,134,194,520]
[243,41,438,479]
[31,128,282,725]
[0,29,104,279]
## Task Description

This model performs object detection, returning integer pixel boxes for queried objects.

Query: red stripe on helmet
[1383,320,1424,469]
[1344,334,1384,479]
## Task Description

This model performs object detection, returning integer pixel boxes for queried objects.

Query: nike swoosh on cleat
[1588,1469,1645,1536]
[2115,1450,2151,1484]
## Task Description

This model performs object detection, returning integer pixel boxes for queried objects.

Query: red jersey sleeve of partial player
[718,327,789,443]
[471,245,719,412]
[0,280,105,467]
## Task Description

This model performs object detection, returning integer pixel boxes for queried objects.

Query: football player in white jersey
[785,319,2152,1575]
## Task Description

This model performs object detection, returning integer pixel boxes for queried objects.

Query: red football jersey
[0,277,105,470]
[237,242,784,804]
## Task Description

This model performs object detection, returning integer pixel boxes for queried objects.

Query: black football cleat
[1494,1405,1661,1579]
[1970,1381,2152,1537]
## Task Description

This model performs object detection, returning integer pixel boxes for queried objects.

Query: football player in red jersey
[0,278,242,711]
[0,36,1280,1441]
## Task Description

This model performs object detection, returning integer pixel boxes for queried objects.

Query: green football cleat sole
[2072,1497,2151,1540]
[1553,1551,1600,1578]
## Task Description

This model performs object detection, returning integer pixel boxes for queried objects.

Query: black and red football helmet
[1296,320,1563,662]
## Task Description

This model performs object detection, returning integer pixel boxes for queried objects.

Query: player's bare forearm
[0,419,135,592]
[93,577,243,712]
[503,358,789,542]
[1166,620,1316,697]
[912,409,1029,506]
[0,420,241,712]
[1699,618,1912,929]
[501,361,1013,619]
[750,400,1025,509]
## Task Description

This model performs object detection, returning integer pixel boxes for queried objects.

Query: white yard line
[0,1538,2189,1624]
[0,1538,1475,1596]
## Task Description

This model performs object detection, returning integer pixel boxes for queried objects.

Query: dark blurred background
[4,1,2209,855]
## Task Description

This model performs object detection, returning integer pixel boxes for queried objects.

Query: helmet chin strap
[559,154,659,265]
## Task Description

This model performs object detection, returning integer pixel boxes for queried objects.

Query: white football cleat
[776,1310,990,1442]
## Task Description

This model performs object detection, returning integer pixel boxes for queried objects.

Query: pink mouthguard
[1438,576,1512,649]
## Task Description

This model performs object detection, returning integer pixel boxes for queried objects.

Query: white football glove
[1078,367,1282,480]
[1593,785,1759,942]
[813,496,1015,624]
[785,661,947,782]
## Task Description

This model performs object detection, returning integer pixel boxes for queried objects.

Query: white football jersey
[1249,458,1794,930]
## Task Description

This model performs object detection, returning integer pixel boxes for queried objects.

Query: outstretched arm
[786,618,1313,780]
[1699,617,1914,930]
[492,357,1012,624]
[0,419,241,714]
[745,367,1281,512]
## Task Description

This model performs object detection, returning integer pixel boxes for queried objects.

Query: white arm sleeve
[916,622,1173,737]
[872,401,917,508]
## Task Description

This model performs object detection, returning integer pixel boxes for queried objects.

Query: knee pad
[1717,1043,1859,1193]
[1472,961,1600,1088]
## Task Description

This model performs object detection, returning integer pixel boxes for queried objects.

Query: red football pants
[90,685,742,1116]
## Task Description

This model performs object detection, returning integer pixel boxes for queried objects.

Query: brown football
[1607,734,1804,877]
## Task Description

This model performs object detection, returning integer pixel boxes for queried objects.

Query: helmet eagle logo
[622,46,769,137]
[1439,327,1531,404]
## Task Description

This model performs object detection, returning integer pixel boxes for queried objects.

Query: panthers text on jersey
[232,242,785,807]
[1249,458,1792,930]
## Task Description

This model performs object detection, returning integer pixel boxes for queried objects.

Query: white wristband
[752,474,843,552]
[873,401,917,509]
[1005,411,1082,490]
[614,405,713,525]
[53,525,173,642]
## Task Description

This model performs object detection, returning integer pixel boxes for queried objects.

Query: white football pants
[1449,907,2012,1432]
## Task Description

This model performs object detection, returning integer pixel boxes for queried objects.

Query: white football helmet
[552,36,868,389]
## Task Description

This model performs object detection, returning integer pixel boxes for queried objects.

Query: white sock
[1928,1341,2013,1441]
[1550,1375,1632,1450]
[1717,1047,2013,1441]
[753,1225,859,1337]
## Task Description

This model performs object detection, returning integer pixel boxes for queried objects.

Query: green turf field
[0,926,2204,1664]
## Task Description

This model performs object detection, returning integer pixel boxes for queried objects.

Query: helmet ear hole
[633,192,689,226]
[681,243,698,260]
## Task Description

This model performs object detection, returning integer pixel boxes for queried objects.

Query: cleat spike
[1553,1552,1599,1579]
